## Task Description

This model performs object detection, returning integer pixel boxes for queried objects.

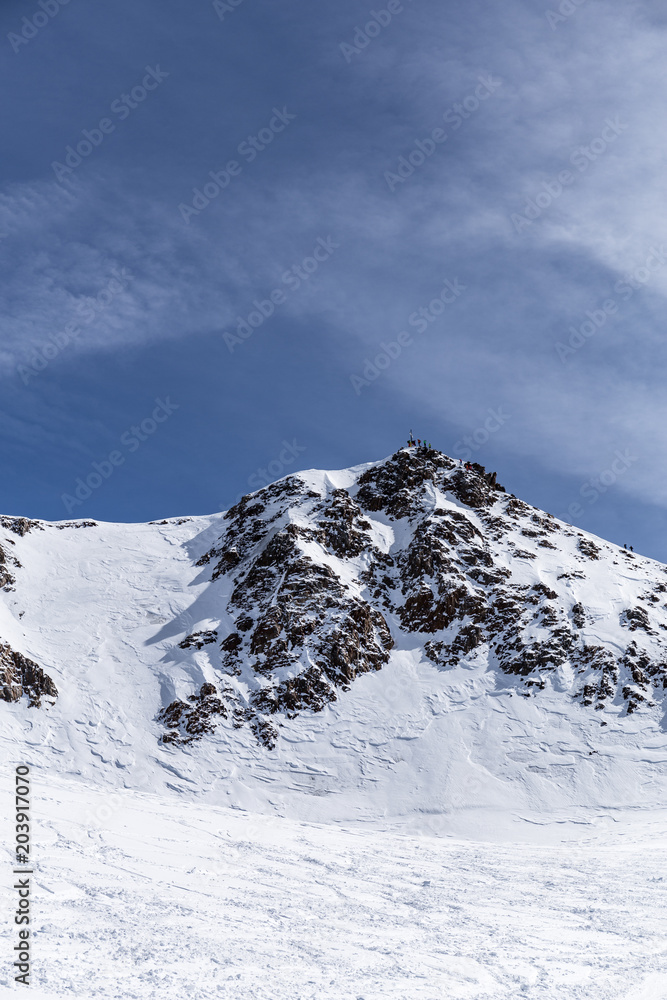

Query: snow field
[1,777,666,999]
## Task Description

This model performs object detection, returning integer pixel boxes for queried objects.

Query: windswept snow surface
[2,776,667,999]
[2,453,667,995]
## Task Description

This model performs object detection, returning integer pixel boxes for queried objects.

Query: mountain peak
[2,449,667,822]
[149,447,666,747]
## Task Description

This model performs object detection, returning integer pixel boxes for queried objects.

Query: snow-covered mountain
[3,446,667,833]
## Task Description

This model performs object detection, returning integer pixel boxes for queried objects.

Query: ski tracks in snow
[4,780,666,1000]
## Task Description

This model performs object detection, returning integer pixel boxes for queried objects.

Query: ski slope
[2,776,667,999]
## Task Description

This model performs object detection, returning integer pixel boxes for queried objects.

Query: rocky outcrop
[55,520,98,530]
[0,544,16,591]
[159,682,227,745]
[163,474,395,747]
[0,643,58,707]
[179,630,218,650]
[0,516,43,536]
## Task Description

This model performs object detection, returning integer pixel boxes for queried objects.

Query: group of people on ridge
[406,433,473,471]
[407,432,434,451]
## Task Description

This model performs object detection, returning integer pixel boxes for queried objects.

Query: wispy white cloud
[2,0,667,514]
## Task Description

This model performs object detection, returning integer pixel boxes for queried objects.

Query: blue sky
[2,0,667,558]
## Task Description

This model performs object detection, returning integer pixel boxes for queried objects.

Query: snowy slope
[2,447,667,834]
[2,774,667,999]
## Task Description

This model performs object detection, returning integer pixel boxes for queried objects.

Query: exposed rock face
[0,643,58,707]
[189,475,394,748]
[0,544,17,591]
[0,516,43,536]
[159,682,227,745]
[160,447,667,748]
[179,630,218,650]
[55,521,98,530]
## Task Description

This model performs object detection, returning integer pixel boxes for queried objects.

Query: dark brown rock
[0,643,57,707]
